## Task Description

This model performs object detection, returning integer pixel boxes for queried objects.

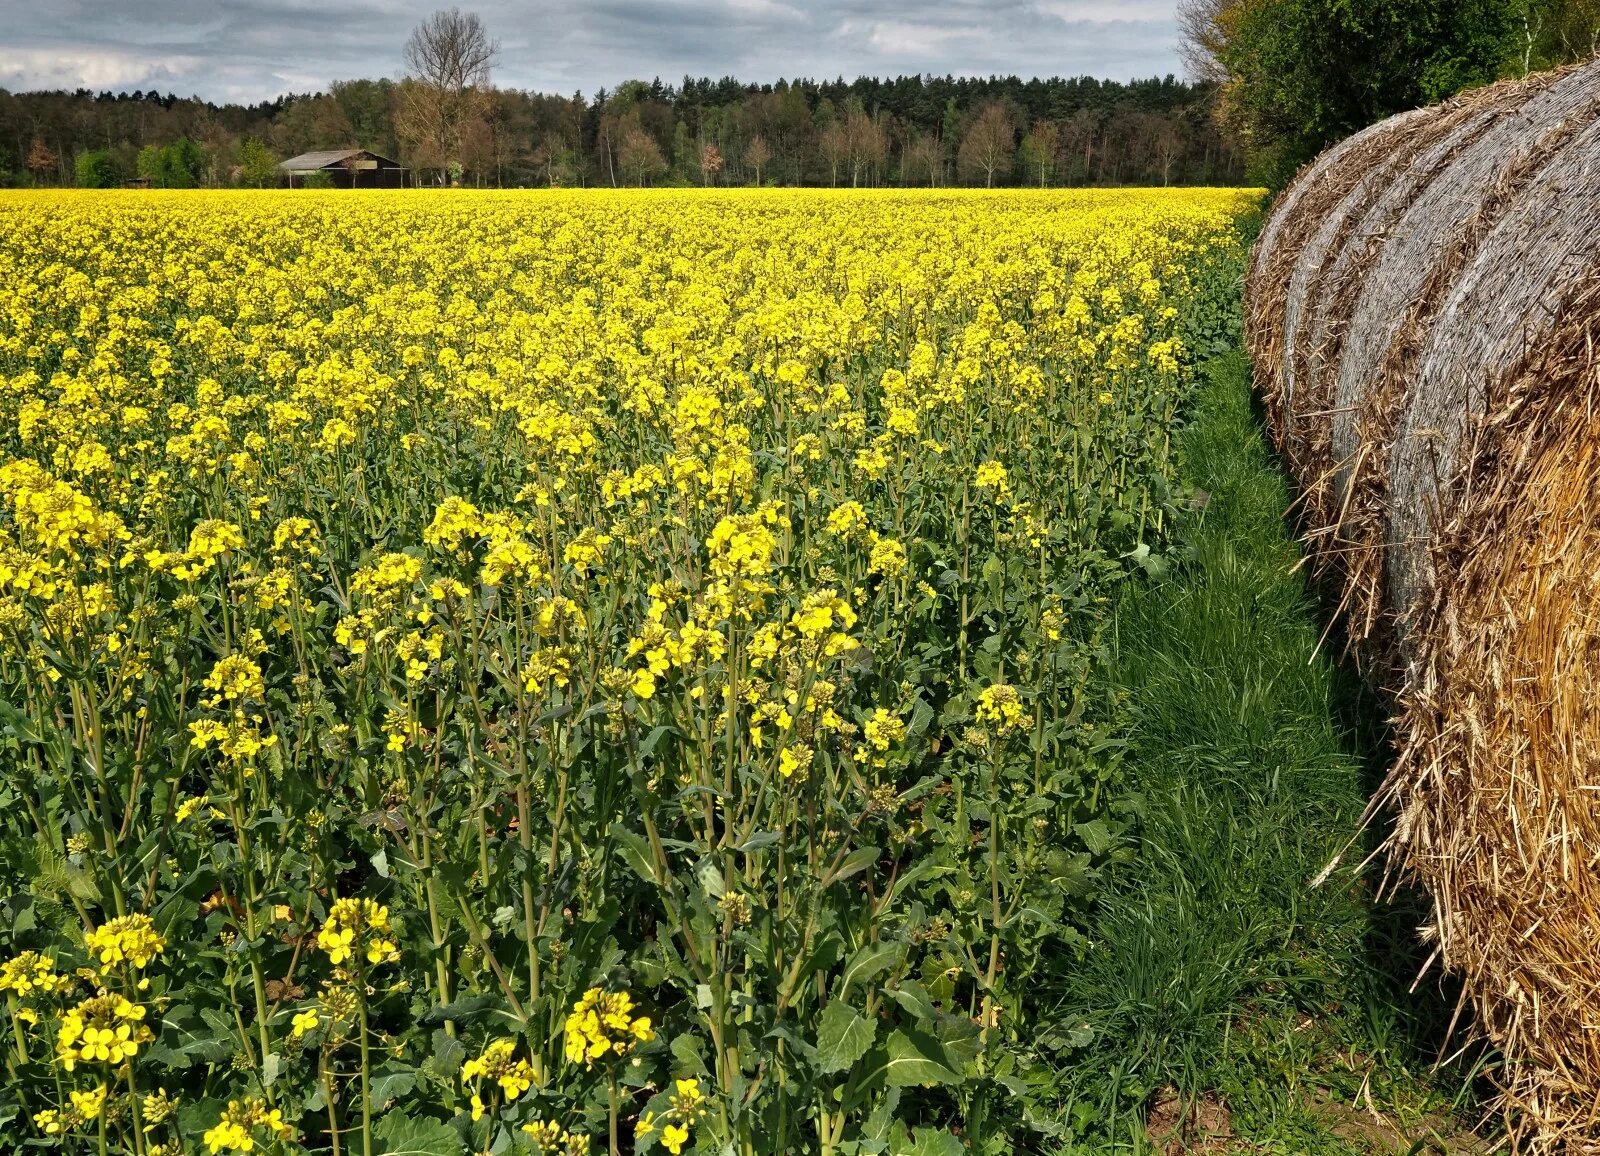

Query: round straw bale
[1246,107,1437,439]
[1244,58,1600,1150]
[1275,83,1518,549]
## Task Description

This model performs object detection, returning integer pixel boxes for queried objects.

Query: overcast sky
[0,1,1186,104]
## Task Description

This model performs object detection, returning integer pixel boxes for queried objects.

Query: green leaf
[697,859,726,899]
[854,1028,962,1093]
[637,724,678,760]
[610,823,660,886]
[371,1111,464,1156]
[0,698,42,743]
[887,861,954,906]
[669,1032,710,1078]
[904,1127,965,1156]
[884,980,937,1024]
[862,1087,901,1142]
[1073,819,1116,856]
[1046,850,1097,897]
[824,845,880,887]
[369,1062,418,1107]
[419,994,501,1025]
[932,1012,982,1069]
[838,941,904,1000]
[423,1030,466,1079]
[735,830,780,853]
[815,999,876,1074]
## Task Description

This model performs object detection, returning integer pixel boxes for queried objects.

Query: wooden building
[279,148,408,188]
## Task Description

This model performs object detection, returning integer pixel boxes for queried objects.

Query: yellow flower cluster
[202,1097,292,1154]
[862,707,909,767]
[56,991,152,1070]
[975,684,1028,736]
[462,1037,536,1119]
[522,1118,591,1154]
[638,1078,712,1155]
[84,913,166,970]
[0,950,74,998]
[315,897,400,967]
[34,1085,108,1136]
[563,987,655,1067]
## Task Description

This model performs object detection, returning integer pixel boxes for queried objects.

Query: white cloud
[0,45,205,91]
[1033,0,1177,21]
[859,20,976,56]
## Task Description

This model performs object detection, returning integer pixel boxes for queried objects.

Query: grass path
[1047,352,1485,1153]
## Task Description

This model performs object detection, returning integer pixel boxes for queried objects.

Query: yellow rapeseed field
[0,188,1258,1156]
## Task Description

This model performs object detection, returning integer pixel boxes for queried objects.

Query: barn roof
[279,148,402,171]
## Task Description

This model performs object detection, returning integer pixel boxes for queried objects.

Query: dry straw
[1246,59,1600,1151]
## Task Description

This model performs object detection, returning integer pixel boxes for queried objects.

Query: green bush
[74,150,116,189]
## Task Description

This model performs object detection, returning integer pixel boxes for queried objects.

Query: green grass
[1042,352,1487,1153]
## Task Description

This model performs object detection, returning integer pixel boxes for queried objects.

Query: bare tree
[617,125,666,186]
[1177,0,1234,83]
[818,121,847,187]
[1102,108,1143,183]
[1020,119,1061,187]
[699,142,723,186]
[1061,108,1100,185]
[743,134,771,185]
[396,8,498,184]
[957,101,1015,188]
[404,8,497,90]
[901,132,940,187]
[843,105,885,187]
[533,131,576,186]
[460,116,496,186]
[1149,116,1184,185]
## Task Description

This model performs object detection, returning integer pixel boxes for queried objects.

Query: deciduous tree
[1149,115,1184,185]
[238,137,278,188]
[74,148,114,188]
[1185,0,1522,184]
[618,124,666,186]
[818,119,847,187]
[25,139,57,184]
[958,101,1015,188]
[843,105,885,187]
[1019,119,1061,187]
[699,142,723,186]
[743,134,771,185]
[396,8,498,184]
[901,132,940,187]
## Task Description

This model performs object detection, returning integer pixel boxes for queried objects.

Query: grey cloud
[0,0,1183,102]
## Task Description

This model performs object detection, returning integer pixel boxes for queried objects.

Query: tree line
[1,16,1241,190]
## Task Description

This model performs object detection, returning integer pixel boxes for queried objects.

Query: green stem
[358,977,372,1156]
[323,1052,343,1156]
[126,1063,146,1156]
[608,1073,620,1156]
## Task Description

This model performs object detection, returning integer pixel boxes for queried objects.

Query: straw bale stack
[1244,59,1600,1150]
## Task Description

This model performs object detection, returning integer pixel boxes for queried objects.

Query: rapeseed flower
[563,987,654,1067]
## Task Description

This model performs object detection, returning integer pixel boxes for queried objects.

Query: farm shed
[1246,59,1600,1151]
[278,148,407,188]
